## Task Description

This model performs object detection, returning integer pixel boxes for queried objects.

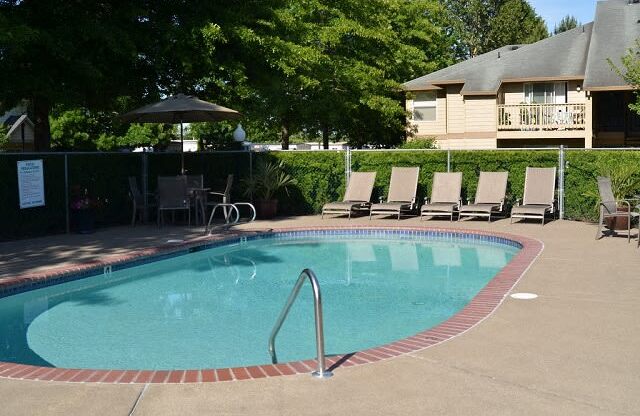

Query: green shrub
[449,150,558,206]
[352,150,448,202]
[254,151,345,215]
[565,151,640,222]
[399,137,438,149]
[4,148,640,240]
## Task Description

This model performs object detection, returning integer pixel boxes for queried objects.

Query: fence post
[447,149,451,172]
[64,154,70,234]
[142,153,149,223]
[558,145,565,220]
[345,147,351,184]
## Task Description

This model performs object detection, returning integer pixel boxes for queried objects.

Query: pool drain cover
[510,292,538,300]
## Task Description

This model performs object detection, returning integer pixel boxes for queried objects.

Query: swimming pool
[0,227,542,383]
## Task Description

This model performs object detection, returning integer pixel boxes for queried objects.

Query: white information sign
[17,159,45,209]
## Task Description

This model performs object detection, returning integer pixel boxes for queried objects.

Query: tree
[187,122,243,151]
[0,0,463,151]
[0,124,9,150]
[219,0,454,148]
[0,1,160,150]
[0,0,241,151]
[444,0,548,59]
[554,15,580,35]
[49,107,172,151]
[612,40,640,115]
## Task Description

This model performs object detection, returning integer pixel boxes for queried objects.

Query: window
[412,92,437,121]
[523,82,567,104]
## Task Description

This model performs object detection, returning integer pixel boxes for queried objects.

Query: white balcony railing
[497,103,586,131]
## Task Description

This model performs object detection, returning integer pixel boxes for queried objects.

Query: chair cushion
[511,204,552,216]
[370,202,411,212]
[323,201,366,211]
[421,202,457,213]
[459,203,500,213]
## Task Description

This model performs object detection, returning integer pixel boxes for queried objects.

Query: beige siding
[567,80,587,104]
[435,138,497,149]
[465,96,496,132]
[446,85,465,134]
[407,90,447,136]
[501,81,587,105]
[502,83,524,105]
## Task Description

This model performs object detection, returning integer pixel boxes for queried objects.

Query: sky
[529,0,599,32]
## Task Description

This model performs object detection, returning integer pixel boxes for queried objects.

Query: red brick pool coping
[0,225,543,384]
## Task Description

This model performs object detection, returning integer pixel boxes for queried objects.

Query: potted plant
[70,185,103,234]
[243,159,297,219]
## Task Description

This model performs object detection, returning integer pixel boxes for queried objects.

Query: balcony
[497,103,586,132]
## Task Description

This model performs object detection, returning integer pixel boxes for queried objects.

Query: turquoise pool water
[0,231,519,370]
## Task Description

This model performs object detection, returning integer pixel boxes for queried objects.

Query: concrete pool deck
[0,216,638,415]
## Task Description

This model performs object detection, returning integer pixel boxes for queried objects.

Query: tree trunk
[322,123,329,149]
[280,121,290,150]
[32,97,51,151]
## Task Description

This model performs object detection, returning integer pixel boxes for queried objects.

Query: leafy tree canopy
[612,40,640,115]
[49,107,173,151]
[3,0,548,150]
[554,15,580,35]
[444,0,548,59]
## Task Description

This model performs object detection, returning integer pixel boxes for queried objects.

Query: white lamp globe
[233,123,246,142]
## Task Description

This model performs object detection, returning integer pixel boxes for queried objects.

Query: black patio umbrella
[120,93,242,173]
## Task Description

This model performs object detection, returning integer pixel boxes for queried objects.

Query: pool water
[0,232,519,370]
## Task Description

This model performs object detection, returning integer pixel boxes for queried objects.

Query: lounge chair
[595,176,640,243]
[322,172,376,219]
[510,167,556,225]
[420,172,462,221]
[369,167,420,220]
[157,176,191,226]
[459,171,509,222]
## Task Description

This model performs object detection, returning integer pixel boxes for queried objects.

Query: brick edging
[0,225,543,384]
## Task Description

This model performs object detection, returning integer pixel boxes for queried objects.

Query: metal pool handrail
[204,202,256,235]
[268,268,333,379]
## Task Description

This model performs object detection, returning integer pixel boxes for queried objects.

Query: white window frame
[412,91,437,122]
[523,82,567,104]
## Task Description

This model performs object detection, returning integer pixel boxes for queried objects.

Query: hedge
[255,151,345,215]
[352,150,448,203]
[3,148,640,241]
[564,150,640,221]
[449,150,558,208]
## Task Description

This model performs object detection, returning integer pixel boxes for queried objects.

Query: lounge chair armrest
[617,200,631,210]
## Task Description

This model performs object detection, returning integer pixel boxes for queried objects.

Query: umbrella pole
[180,121,185,174]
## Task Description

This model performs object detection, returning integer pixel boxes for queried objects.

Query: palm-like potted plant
[243,159,297,219]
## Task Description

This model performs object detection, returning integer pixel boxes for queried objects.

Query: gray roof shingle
[584,0,640,90]
[404,0,640,94]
